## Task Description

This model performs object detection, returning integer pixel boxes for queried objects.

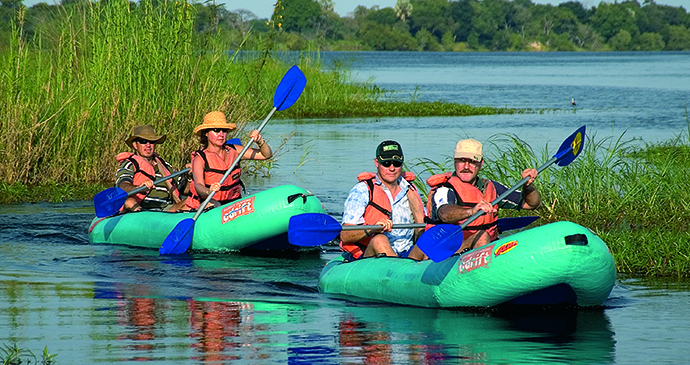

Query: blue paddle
[287,213,539,246]
[160,65,308,255]
[418,125,586,263]
[93,168,190,218]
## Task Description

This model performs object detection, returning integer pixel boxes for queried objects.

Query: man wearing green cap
[426,138,541,253]
[340,140,427,260]
[115,124,187,213]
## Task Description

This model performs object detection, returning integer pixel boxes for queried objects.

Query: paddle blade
[288,213,342,246]
[274,65,307,111]
[497,216,539,231]
[556,125,586,167]
[416,224,464,263]
[160,219,194,255]
[93,187,127,218]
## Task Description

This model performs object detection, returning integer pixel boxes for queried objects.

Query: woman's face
[206,128,228,147]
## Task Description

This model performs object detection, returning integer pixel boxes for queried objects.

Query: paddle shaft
[460,151,566,230]
[344,223,426,231]
[126,168,190,197]
[191,107,277,221]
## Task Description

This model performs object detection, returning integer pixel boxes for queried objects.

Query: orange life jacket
[339,171,424,259]
[115,152,180,205]
[186,145,243,209]
[426,172,499,241]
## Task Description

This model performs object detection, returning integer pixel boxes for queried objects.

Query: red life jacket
[339,171,423,259]
[186,145,243,209]
[426,172,499,241]
[116,152,179,205]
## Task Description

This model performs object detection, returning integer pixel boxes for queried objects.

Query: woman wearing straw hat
[116,124,187,213]
[184,111,273,211]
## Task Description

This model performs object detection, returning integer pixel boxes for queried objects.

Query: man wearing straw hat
[184,111,273,211]
[426,139,541,253]
[116,124,187,213]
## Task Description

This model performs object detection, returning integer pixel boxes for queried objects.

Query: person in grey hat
[426,138,541,253]
[115,124,186,213]
[340,140,427,260]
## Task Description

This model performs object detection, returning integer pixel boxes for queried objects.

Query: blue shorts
[397,247,412,258]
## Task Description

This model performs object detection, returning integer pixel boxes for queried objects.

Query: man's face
[133,138,156,159]
[454,158,482,183]
[375,159,403,185]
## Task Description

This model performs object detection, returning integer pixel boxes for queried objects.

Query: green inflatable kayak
[89,184,326,252]
[318,221,616,308]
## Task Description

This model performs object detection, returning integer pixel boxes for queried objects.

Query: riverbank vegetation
[0,0,517,204]
[0,343,57,364]
[410,120,690,277]
[4,0,688,52]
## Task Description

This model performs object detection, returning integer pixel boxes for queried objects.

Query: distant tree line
[1,0,689,51]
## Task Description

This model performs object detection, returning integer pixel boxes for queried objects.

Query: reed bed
[409,131,690,277]
[0,0,521,204]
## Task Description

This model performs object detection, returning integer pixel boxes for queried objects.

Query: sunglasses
[210,128,229,133]
[134,138,154,145]
[380,160,403,168]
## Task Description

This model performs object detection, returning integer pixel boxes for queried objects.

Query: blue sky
[20,0,689,20]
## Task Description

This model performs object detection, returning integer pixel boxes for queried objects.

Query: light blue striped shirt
[342,175,421,254]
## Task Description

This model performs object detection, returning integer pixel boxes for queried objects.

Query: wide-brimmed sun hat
[125,124,167,148]
[193,111,237,136]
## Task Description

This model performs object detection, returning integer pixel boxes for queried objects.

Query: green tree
[415,27,443,50]
[548,32,577,50]
[636,32,665,50]
[492,28,512,50]
[394,0,413,22]
[1,0,22,9]
[573,22,604,50]
[409,0,453,40]
[591,2,639,40]
[281,0,322,33]
[607,28,632,50]
[441,30,455,50]
[367,7,398,26]
[359,21,417,50]
[470,0,505,46]
[449,0,474,42]
[558,1,592,24]
[663,25,690,50]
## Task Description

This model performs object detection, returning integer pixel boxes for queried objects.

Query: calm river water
[2,52,690,364]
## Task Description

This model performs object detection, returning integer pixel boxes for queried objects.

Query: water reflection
[328,306,616,364]
[90,280,616,364]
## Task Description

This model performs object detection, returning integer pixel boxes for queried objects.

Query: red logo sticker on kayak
[458,244,494,274]
[494,240,518,256]
[221,197,255,224]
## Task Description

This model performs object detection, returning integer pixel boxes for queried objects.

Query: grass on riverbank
[0,0,518,198]
[410,129,690,278]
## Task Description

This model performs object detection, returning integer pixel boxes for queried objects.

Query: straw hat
[193,111,237,136]
[125,124,167,148]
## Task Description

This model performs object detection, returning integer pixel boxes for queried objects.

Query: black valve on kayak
[565,233,588,246]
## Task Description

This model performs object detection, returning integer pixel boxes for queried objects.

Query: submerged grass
[0,0,522,204]
[409,127,690,277]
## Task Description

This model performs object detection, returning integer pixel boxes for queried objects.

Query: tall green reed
[0,0,355,189]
